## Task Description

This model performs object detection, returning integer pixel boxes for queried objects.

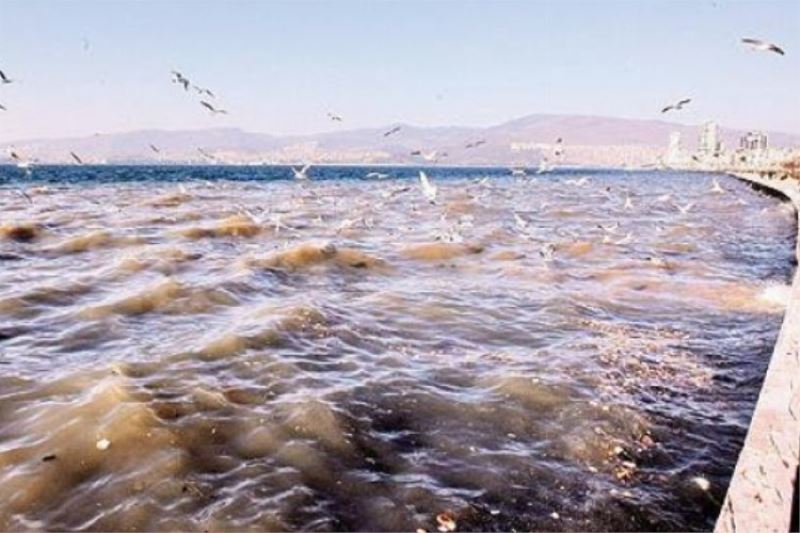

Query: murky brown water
[0,167,796,531]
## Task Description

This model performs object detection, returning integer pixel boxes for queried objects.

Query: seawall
[715,173,800,533]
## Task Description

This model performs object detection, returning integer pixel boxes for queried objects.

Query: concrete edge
[714,173,800,533]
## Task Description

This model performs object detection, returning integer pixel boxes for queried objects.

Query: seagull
[565,176,589,186]
[149,144,160,153]
[674,201,695,214]
[193,85,215,98]
[365,171,389,179]
[597,222,620,234]
[661,98,691,113]
[0,103,7,111]
[327,112,343,122]
[197,147,217,161]
[0,69,13,84]
[465,139,487,149]
[624,193,634,210]
[711,178,725,194]
[421,150,439,162]
[419,171,437,203]
[383,126,402,137]
[292,164,311,180]
[513,212,530,232]
[200,101,227,114]
[70,151,83,165]
[741,38,785,56]
[615,232,633,245]
[171,70,190,91]
[540,243,556,262]
[553,137,564,158]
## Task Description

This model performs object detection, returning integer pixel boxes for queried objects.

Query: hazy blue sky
[1,0,798,141]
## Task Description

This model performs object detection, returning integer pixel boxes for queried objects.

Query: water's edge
[716,173,800,533]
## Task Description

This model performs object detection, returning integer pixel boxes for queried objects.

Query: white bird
[624,194,634,210]
[741,38,785,56]
[711,178,725,194]
[615,232,633,245]
[419,171,437,203]
[674,201,695,214]
[511,168,527,177]
[655,193,672,203]
[327,111,343,122]
[565,176,589,186]
[540,243,556,262]
[421,150,439,162]
[513,212,529,232]
[597,222,619,234]
[536,158,552,174]
[292,164,311,180]
[365,172,389,179]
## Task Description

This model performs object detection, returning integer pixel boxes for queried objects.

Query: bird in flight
[70,152,83,165]
[419,171,438,203]
[149,144,160,154]
[383,126,402,137]
[0,69,13,84]
[292,164,311,180]
[193,85,215,98]
[200,101,227,114]
[0,103,6,111]
[465,140,486,149]
[327,112,343,122]
[661,98,691,113]
[741,38,785,56]
[171,70,191,91]
[197,147,217,161]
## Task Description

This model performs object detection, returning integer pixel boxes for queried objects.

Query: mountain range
[2,114,798,167]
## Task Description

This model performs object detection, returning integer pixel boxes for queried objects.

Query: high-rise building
[666,131,683,165]
[698,121,721,157]
[739,131,768,151]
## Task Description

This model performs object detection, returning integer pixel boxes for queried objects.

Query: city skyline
[0,0,798,143]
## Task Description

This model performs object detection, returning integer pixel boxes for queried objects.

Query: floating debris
[436,512,457,532]
[692,476,711,491]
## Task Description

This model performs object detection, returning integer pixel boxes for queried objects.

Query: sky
[0,0,798,142]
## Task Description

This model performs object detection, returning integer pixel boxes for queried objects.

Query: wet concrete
[716,173,800,533]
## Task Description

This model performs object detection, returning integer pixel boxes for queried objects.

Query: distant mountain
[2,114,798,167]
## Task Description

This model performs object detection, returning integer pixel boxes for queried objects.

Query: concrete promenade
[715,172,800,533]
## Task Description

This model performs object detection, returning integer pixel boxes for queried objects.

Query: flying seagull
[711,178,725,194]
[0,103,6,111]
[292,164,311,180]
[383,126,402,137]
[661,98,691,113]
[0,69,13,84]
[193,85,215,98]
[197,147,217,161]
[741,38,785,56]
[171,70,190,91]
[327,112,343,122]
[70,151,83,165]
[419,171,437,203]
[465,139,487,149]
[149,144,160,154]
[200,101,227,114]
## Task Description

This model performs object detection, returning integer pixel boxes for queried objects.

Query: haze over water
[0,166,795,531]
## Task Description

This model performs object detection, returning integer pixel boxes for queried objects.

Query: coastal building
[698,121,722,158]
[739,131,768,151]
